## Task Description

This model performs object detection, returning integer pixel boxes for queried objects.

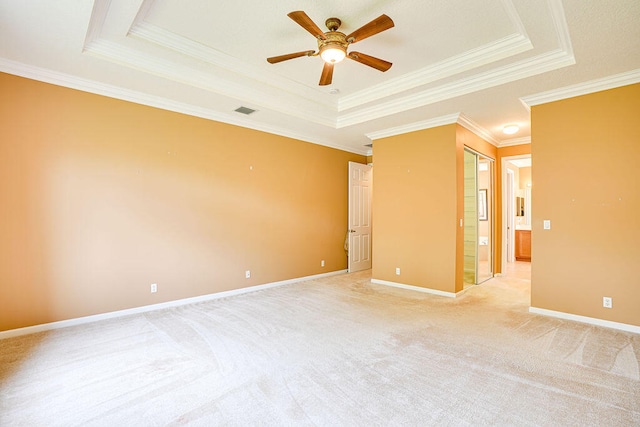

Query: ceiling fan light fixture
[320,44,346,63]
[267,11,395,85]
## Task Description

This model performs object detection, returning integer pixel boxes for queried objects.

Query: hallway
[503,260,531,280]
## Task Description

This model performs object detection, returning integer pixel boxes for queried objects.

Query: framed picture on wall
[479,189,488,221]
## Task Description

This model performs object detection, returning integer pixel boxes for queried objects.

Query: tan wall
[456,126,498,160]
[0,73,365,331]
[372,125,459,293]
[496,144,531,273]
[518,167,532,189]
[531,83,640,326]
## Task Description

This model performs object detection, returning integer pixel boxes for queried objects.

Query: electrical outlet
[321,260,325,267]
[150,283,157,293]
[245,270,251,279]
[395,267,401,275]
[603,297,612,308]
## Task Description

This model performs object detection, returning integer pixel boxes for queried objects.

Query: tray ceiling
[1,0,639,154]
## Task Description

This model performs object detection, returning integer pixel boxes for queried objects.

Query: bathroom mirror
[516,197,524,217]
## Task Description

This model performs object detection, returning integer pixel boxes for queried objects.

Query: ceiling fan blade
[319,62,334,86]
[345,14,394,43]
[267,50,315,64]
[347,52,392,72]
[288,11,327,40]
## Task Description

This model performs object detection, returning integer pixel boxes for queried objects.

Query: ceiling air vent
[234,106,257,115]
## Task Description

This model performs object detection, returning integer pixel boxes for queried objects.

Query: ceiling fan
[267,11,394,86]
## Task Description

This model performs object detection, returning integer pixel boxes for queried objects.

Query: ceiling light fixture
[503,124,519,135]
[320,45,346,63]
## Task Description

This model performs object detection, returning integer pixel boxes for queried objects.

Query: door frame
[501,154,531,273]
[463,147,495,285]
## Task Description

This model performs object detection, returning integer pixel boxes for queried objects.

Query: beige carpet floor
[1,268,639,426]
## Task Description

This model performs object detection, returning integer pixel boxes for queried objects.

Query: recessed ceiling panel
[141,0,522,92]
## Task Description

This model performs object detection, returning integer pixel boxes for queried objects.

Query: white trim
[82,0,111,49]
[547,0,574,54]
[371,279,457,298]
[529,307,640,335]
[89,1,334,114]
[498,136,531,147]
[366,113,460,140]
[0,270,348,340]
[365,113,500,148]
[128,22,334,110]
[520,68,640,108]
[337,47,575,128]
[110,0,575,129]
[339,32,533,111]
[501,154,531,270]
[84,40,337,128]
[457,114,500,147]
[339,0,532,111]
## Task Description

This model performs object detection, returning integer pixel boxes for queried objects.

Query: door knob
[349,229,356,233]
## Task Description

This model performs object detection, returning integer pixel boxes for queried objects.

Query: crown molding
[339,32,532,111]
[84,0,337,128]
[457,114,500,146]
[365,113,501,146]
[338,0,575,127]
[498,136,531,147]
[0,58,366,156]
[128,22,334,110]
[84,39,337,128]
[338,47,575,128]
[340,0,532,111]
[84,0,573,133]
[365,113,461,140]
[548,0,574,54]
[520,68,640,108]
[83,0,111,49]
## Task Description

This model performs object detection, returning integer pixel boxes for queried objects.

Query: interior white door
[348,162,372,272]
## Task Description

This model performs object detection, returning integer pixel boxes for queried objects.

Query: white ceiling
[1,0,639,155]
[509,158,531,168]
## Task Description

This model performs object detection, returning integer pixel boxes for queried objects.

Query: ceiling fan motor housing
[325,17,341,31]
[318,32,349,57]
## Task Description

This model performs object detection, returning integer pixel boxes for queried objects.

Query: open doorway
[501,155,531,275]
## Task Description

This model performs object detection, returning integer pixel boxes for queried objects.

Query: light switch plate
[543,220,551,230]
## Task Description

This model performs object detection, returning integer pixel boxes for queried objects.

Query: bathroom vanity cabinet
[515,230,531,261]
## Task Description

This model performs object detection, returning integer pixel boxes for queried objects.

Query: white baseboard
[529,307,640,334]
[0,269,348,340]
[371,278,457,298]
